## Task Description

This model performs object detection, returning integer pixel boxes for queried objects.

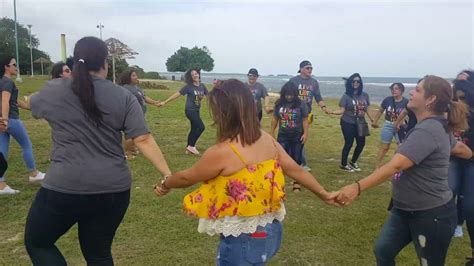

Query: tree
[166,46,214,72]
[107,58,129,81]
[0,17,50,75]
[104,38,138,83]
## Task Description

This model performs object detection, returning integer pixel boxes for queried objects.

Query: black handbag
[356,117,370,137]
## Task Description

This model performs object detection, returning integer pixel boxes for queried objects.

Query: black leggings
[185,110,205,147]
[25,187,130,266]
[340,120,366,166]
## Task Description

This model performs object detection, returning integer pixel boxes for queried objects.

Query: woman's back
[30,77,148,194]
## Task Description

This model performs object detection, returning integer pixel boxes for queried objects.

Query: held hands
[321,191,342,207]
[371,122,379,128]
[336,183,360,206]
[265,106,273,114]
[157,102,166,108]
[154,182,170,197]
[323,107,333,115]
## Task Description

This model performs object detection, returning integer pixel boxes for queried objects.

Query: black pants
[340,120,366,166]
[24,187,130,266]
[185,110,205,147]
[374,200,457,266]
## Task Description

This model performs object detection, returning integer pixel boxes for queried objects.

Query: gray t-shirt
[179,83,208,111]
[30,77,149,194]
[0,76,20,119]
[274,100,309,136]
[393,117,454,211]
[289,76,323,113]
[339,92,370,124]
[247,82,268,112]
[123,84,147,114]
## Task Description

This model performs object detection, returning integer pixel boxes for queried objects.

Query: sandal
[292,183,301,192]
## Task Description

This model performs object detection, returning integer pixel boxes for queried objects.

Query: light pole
[13,0,22,82]
[96,23,104,40]
[27,24,34,77]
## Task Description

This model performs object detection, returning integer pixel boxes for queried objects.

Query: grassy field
[0,76,470,265]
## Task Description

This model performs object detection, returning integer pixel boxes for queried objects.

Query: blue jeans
[277,133,303,165]
[380,121,400,144]
[374,200,457,266]
[216,220,283,266]
[0,118,36,181]
[449,157,474,251]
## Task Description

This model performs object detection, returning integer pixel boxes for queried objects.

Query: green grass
[0,76,470,265]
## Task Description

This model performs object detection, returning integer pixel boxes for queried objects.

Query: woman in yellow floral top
[155,79,339,265]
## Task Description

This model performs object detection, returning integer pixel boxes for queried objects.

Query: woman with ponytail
[337,75,473,265]
[24,37,172,265]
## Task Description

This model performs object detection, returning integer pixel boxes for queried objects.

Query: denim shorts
[216,220,283,266]
[380,120,400,144]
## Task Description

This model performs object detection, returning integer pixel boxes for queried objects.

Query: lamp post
[27,24,34,77]
[96,23,104,40]
[13,0,22,82]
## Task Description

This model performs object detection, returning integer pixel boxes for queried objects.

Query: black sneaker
[340,164,355,172]
[349,162,361,171]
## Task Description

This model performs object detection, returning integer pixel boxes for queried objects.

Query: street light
[96,23,104,40]
[13,0,22,82]
[27,24,34,77]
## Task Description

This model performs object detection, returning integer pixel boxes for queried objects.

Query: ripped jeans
[216,220,282,266]
[374,199,456,266]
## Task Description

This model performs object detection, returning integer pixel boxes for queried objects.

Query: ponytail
[71,37,108,126]
[447,100,469,132]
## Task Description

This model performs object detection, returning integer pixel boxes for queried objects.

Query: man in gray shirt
[246,68,272,122]
[289,60,332,171]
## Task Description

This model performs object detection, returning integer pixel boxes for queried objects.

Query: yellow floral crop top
[183,142,286,220]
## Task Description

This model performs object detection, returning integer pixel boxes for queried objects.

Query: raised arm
[159,91,181,107]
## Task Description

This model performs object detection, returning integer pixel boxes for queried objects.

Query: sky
[0,0,472,77]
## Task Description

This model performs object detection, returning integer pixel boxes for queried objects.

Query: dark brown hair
[208,79,261,145]
[51,62,67,79]
[118,69,136,86]
[72,36,108,126]
[422,75,468,131]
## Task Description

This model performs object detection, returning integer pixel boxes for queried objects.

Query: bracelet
[355,181,361,196]
[160,174,172,189]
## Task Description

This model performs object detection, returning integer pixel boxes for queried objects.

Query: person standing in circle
[50,62,72,79]
[372,83,408,169]
[160,68,208,155]
[246,68,272,122]
[289,60,331,172]
[0,55,45,195]
[23,37,172,265]
[330,73,374,172]
[119,69,161,159]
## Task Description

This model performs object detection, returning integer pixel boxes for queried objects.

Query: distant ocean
[159,72,428,103]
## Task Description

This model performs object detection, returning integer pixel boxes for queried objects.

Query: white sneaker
[29,171,45,183]
[302,165,312,172]
[454,225,463,238]
[0,185,20,195]
[185,146,200,155]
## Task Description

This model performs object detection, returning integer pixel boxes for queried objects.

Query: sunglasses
[8,63,17,67]
[352,80,361,84]
[248,74,257,78]
[63,68,71,73]
[304,67,313,70]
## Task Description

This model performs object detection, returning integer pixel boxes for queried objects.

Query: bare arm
[337,153,414,204]
[271,116,278,138]
[162,145,225,188]
[276,141,335,201]
[366,106,375,123]
[144,96,160,105]
[318,100,332,114]
[330,107,345,115]
[301,118,309,144]
[2,91,11,120]
[264,96,273,113]
[160,91,181,106]
[451,141,473,160]
[371,108,384,128]
[133,134,172,177]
